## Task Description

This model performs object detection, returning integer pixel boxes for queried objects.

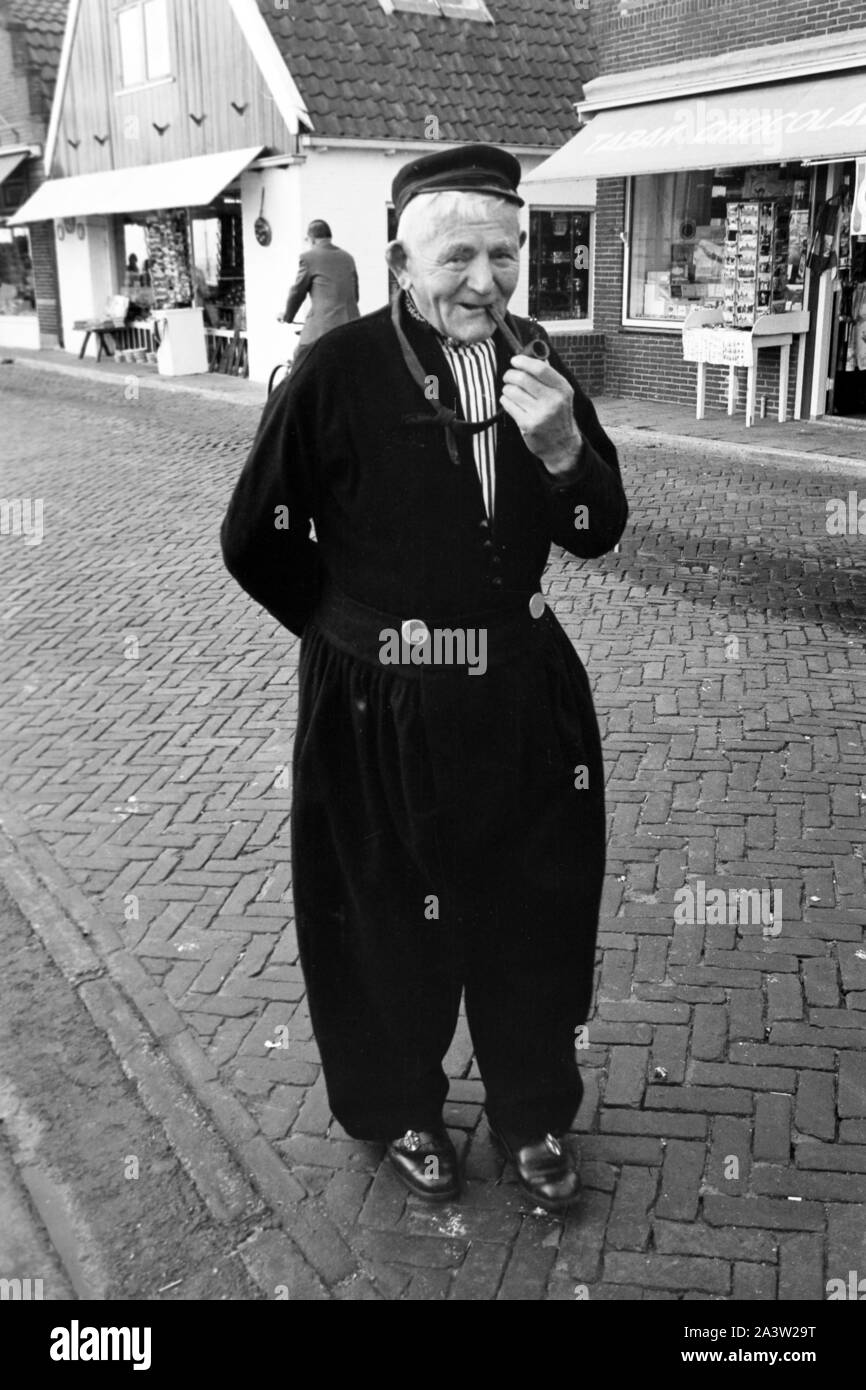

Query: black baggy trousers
[291,586,606,1142]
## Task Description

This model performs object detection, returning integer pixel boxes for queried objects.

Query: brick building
[536,0,866,423]
[0,0,67,347]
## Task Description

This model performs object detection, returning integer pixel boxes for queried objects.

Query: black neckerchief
[392,290,512,465]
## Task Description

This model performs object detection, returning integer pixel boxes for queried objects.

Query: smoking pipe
[487,305,550,361]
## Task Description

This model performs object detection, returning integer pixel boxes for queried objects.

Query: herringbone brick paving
[2,365,865,1300]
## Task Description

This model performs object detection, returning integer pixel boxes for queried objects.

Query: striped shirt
[439,337,499,520]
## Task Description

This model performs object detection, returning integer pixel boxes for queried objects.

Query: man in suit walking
[279,220,360,372]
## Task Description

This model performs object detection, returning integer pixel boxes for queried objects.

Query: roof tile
[256,0,590,146]
[7,0,68,120]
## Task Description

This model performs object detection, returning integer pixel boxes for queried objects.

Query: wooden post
[778,342,791,423]
[746,347,758,427]
[696,360,706,419]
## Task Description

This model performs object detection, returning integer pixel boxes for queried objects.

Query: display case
[722,200,790,328]
[528,210,591,322]
[682,305,811,425]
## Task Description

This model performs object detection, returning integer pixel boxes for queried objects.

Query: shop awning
[0,149,30,188]
[524,72,866,183]
[9,146,265,224]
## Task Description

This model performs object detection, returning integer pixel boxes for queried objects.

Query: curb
[3,352,265,409]
[605,424,866,472]
[0,796,375,1300]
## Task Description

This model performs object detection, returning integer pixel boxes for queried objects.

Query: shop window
[626,165,811,325]
[0,227,36,317]
[190,206,246,330]
[528,209,592,323]
[118,0,172,89]
[1,179,27,214]
[120,220,153,321]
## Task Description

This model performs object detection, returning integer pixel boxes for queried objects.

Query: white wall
[296,146,410,317]
[55,217,118,357]
[241,162,305,383]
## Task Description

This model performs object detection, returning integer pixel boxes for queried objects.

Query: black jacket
[221,301,627,637]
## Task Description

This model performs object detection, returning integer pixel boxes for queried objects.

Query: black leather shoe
[490,1124,581,1212]
[387,1127,460,1202]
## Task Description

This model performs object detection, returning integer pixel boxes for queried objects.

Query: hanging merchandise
[144,211,193,309]
[839,191,852,273]
[831,199,866,414]
[844,282,866,372]
[806,197,840,277]
[215,212,246,325]
[254,188,272,246]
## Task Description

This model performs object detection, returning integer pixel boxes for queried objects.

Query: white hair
[395,189,520,249]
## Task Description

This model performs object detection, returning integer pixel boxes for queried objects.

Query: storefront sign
[683,326,753,366]
[529,72,866,181]
[583,97,866,162]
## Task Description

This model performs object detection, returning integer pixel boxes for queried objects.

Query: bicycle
[268,319,303,395]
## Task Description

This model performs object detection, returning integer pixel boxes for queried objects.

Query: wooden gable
[51,0,297,177]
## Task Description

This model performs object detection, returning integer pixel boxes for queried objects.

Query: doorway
[828,162,866,418]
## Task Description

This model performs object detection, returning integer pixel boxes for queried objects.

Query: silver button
[401,618,429,646]
[529,593,545,619]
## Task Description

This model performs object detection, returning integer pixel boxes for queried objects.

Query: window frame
[377,0,494,19]
[0,224,37,318]
[436,0,494,20]
[621,177,680,332]
[116,0,174,92]
[622,174,729,333]
[528,205,595,334]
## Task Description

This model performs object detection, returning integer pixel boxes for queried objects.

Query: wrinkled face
[392,195,524,344]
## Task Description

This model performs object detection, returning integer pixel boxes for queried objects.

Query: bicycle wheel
[268,360,290,395]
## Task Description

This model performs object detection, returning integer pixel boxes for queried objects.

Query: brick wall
[591,0,866,72]
[555,332,606,395]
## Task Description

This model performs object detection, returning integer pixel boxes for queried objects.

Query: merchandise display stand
[152,307,208,376]
[682,307,811,426]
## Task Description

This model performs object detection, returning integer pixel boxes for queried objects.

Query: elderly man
[221,146,628,1212]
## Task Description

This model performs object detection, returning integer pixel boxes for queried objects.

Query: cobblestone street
[2,361,865,1300]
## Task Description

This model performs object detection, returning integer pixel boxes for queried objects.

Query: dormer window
[378,0,494,20]
[117,0,173,90]
[437,0,495,17]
